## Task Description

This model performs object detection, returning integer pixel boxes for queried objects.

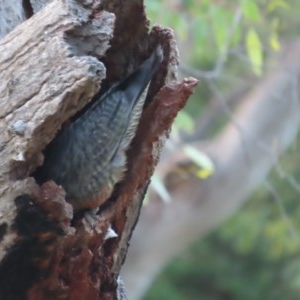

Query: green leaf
[246,29,263,76]
[183,145,215,179]
[267,0,289,12]
[242,1,261,22]
[269,17,281,51]
[269,33,280,51]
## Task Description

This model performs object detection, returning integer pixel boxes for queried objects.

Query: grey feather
[35,46,163,211]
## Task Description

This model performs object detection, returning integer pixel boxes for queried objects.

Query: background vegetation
[143,0,300,299]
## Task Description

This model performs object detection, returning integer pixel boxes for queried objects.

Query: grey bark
[0,0,114,260]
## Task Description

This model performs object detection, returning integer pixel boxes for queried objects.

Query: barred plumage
[35,46,163,211]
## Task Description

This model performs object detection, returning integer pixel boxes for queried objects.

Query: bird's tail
[118,45,164,108]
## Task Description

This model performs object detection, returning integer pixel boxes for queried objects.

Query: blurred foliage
[182,145,215,179]
[144,0,300,299]
[146,0,293,128]
[144,132,300,299]
[146,0,288,70]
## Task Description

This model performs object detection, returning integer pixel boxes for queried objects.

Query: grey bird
[35,46,163,212]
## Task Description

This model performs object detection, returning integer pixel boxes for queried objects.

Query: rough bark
[123,41,300,299]
[0,0,197,299]
[0,0,110,257]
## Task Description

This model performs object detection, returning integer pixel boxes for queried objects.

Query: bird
[34,46,164,213]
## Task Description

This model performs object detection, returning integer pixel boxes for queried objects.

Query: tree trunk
[0,0,197,299]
